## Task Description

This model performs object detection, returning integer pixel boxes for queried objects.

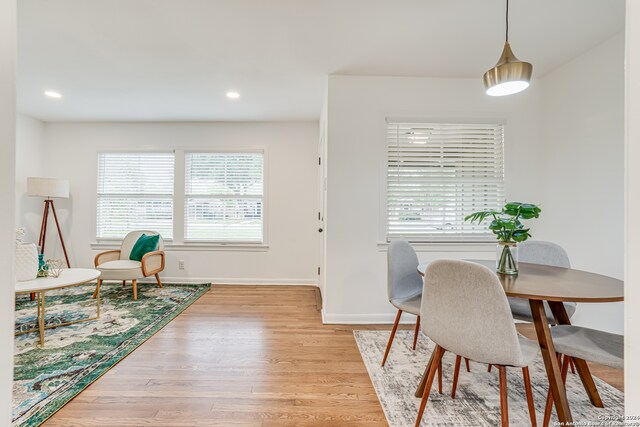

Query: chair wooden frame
[381,309,472,379]
[415,345,537,427]
[92,249,165,300]
[381,310,422,366]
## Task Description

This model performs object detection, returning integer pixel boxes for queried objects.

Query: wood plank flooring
[44,285,623,426]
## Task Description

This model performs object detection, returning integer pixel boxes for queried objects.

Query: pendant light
[483,0,532,96]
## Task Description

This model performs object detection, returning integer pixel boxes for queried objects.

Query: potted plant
[465,202,541,275]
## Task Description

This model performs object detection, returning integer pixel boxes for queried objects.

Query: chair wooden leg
[30,292,35,301]
[499,366,509,427]
[542,354,564,427]
[415,345,445,427]
[381,309,402,366]
[122,280,126,287]
[438,359,443,394]
[488,364,492,372]
[543,355,570,427]
[155,273,163,288]
[412,315,420,350]
[415,344,436,398]
[522,367,537,427]
[569,358,576,374]
[451,355,462,399]
[132,279,138,300]
[465,357,471,373]
[92,279,102,299]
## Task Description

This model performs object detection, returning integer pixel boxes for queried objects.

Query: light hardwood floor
[45,285,623,426]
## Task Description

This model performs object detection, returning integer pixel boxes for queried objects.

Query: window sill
[91,242,269,252]
[377,241,496,252]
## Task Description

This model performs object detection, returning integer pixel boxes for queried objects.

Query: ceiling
[17,0,624,122]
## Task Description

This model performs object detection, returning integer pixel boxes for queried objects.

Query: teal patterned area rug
[12,282,210,427]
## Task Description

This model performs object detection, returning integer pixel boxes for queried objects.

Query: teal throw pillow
[129,233,160,261]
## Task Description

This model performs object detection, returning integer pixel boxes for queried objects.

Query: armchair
[93,230,165,300]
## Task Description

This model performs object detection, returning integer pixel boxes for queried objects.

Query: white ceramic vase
[15,243,39,281]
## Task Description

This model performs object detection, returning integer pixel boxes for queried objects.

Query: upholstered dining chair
[415,260,538,427]
[508,241,575,323]
[93,230,165,300]
[382,240,426,367]
[542,326,624,427]
[497,240,577,374]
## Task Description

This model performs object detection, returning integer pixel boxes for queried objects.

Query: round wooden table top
[417,260,624,303]
[14,268,101,294]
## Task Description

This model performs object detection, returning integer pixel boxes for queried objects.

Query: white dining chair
[415,259,538,427]
[508,241,576,324]
[542,326,623,426]
[488,240,578,375]
[382,240,424,366]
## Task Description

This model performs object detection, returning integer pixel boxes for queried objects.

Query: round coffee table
[15,268,101,347]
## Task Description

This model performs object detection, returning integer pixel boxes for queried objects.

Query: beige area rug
[355,330,624,427]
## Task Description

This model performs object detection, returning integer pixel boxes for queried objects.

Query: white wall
[323,49,625,329]
[323,75,544,323]
[536,34,625,334]
[41,121,319,285]
[0,0,16,423]
[625,0,640,414]
[15,113,45,243]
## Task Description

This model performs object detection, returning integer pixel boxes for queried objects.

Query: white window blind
[387,122,505,242]
[185,152,264,242]
[97,152,174,239]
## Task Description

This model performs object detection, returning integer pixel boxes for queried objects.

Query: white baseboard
[131,276,318,286]
[321,309,418,325]
[319,310,528,325]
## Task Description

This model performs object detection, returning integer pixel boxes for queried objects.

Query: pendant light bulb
[483,0,532,96]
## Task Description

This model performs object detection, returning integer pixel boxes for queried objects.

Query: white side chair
[508,240,576,323]
[93,230,165,300]
[416,260,538,427]
[497,240,578,375]
[382,240,424,367]
[542,326,623,426]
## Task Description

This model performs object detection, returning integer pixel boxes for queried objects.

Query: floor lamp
[27,177,71,268]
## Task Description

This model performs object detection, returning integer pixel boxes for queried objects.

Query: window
[97,152,174,239]
[185,151,264,242]
[386,121,505,242]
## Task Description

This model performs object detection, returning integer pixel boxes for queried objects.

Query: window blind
[96,152,174,239]
[387,122,505,242]
[185,152,264,242]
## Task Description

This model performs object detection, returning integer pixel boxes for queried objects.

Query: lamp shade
[483,42,533,97]
[27,177,69,198]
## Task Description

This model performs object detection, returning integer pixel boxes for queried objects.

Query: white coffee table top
[15,268,101,293]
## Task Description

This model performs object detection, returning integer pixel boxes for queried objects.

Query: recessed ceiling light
[44,91,62,99]
[226,91,240,99]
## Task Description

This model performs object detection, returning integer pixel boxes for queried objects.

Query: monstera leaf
[465,202,541,244]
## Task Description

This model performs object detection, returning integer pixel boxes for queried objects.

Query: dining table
[415,259,624,425]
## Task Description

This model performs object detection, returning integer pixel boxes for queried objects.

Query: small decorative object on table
[15,228,39,282]
[465,202,541,275]
[46,259,64,278]
[15,244,39,281]
[38,254,49,277]
[15,227,26,244]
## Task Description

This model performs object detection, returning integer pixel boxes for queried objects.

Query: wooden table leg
[38,291,45,347]
[415,346,436,397]
[530,299,572,424]
[96,281,101,319]
[548,301,604,408]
